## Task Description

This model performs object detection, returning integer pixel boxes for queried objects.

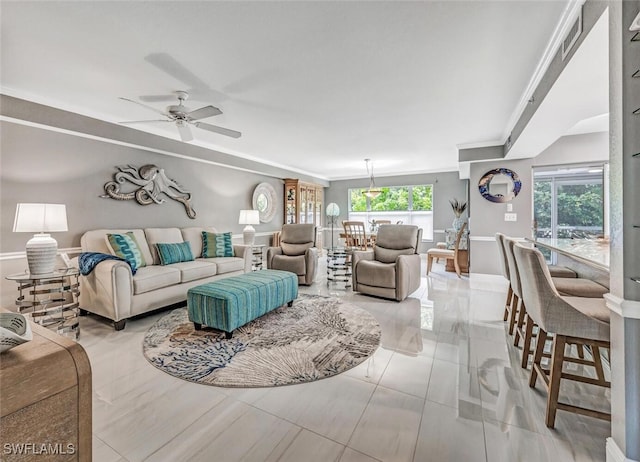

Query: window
[533,164,605,240]
[348,185,434,240]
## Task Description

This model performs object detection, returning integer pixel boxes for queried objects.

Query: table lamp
[13,203,68,275]
[326,203,340,249]
[238,209,260,245]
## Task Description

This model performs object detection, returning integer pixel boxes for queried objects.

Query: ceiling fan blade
[145,53,209,91]
[194,122,242,139]
[139,94,176,103]
[119,97,168,117]
[176,121,194,142]
[187,105,222,121]
[119,119,171,124]
[144,53,229,102]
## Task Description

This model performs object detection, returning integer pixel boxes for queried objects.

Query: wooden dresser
[0,317,91,461]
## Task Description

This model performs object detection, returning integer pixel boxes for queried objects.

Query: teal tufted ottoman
[187,269,298,338]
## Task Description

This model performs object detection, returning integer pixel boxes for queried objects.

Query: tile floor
[79,259,610,462]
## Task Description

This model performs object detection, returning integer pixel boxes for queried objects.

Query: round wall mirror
[252,182,277,223]
[478,168,522,203]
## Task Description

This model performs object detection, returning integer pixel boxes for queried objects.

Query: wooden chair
[342,221,369,250]
[426,223,466,277]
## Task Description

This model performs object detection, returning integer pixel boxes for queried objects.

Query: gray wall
[534,131,608,166]
[469,158,535,275]
[1,121,285,251]
[325,171,467,252]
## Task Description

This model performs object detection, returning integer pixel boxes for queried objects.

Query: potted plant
[449,198,467,231]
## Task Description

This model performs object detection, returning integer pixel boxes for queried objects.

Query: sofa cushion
[271,254,306,275]
[281,242,312,256]
[374,246,415,264]
[356,260,396,288]
[170,261,218,283]
[81,229,153,265]
[132,266,181,294]
[199,257,245,274]
[156,242,195,265]
[106,232,147,269]
[181,227,217,258]
[202,231,234,258]
[144,228,184,264]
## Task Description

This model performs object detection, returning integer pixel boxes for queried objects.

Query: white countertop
[528,238,610,270]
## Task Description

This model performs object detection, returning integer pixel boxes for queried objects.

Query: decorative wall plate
[478,168,522,203]
[252,182,277,223]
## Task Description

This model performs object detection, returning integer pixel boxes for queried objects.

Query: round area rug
[142,294,381,387]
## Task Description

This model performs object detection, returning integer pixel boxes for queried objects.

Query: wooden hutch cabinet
[284,179,324,227]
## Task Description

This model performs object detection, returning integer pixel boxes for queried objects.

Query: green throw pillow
[106,232,147,270]
[155,242,194,265]
[202,231,234,258]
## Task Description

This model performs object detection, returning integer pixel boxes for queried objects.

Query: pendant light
[363,158,382,199]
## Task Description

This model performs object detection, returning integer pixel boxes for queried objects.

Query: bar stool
[495,233,514,323]
[513,243,610,428]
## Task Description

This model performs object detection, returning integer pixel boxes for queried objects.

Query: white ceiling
[1,1,605,180]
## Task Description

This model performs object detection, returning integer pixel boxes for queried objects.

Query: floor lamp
[326,203,340,250]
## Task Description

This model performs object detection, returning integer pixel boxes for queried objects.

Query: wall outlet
[504,213,517,222]
[506,203,513,212]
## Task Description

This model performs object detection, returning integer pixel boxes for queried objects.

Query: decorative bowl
[0,313,33,353]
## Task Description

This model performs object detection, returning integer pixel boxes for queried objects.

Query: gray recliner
[352,225,423,301]
[266,224,318,285]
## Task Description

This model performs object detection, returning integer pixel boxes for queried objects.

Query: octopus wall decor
[101,164,196,218]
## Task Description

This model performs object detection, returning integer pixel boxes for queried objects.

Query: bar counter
[527,237,610,288]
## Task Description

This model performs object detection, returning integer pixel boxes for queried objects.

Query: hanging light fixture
[363,158,382,199]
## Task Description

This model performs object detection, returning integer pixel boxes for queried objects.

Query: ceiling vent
[561,7,583,60]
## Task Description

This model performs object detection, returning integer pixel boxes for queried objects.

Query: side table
[6,268,81,340]
[251,245,265,271]
[327,248,352,287]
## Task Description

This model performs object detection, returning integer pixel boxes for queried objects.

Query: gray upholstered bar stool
[513,243,610,428]
[495,233,514,324]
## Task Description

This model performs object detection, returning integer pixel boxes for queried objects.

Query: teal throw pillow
[106,232,147,271]
[155,242,194,265]
[202,231,234,258]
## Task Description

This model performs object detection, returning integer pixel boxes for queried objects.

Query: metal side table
[327,248,352,287]
[6,268,81,340]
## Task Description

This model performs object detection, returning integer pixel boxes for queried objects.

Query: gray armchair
[266,224,318,285]
[352,225,423,301]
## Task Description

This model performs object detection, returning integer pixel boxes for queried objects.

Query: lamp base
[243,226,256,246]
[25,233,58,275]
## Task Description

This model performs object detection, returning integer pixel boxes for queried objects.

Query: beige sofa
[79,227,251,330]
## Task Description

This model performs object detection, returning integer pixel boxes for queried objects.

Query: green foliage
[534,180,603,237]
[349,185,432,211]
[412,185,433,211]
[350,189,368,211]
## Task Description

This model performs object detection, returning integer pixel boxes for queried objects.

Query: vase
[452,216,465,231]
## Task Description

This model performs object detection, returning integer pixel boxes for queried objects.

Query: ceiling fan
[119,90,241,141]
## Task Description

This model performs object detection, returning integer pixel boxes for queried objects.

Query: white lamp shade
[13,203,68,233]
[326,203,340,217]
[238,209,260,225]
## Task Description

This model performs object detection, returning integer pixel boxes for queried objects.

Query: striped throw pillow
[106,232,147,270]
[202,231,234,258]
[155,242,194,265]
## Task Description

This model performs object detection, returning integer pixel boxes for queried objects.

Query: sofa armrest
[304,247,319,284]
[78,260,133,322]
[395,253,421,301]
[352,250,374,287]
[233,245,252,273]
[266,246,283,269]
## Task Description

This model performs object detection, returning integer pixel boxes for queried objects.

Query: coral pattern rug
[142,294,381,387]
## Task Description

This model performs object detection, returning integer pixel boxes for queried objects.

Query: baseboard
[607,438,638,462]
